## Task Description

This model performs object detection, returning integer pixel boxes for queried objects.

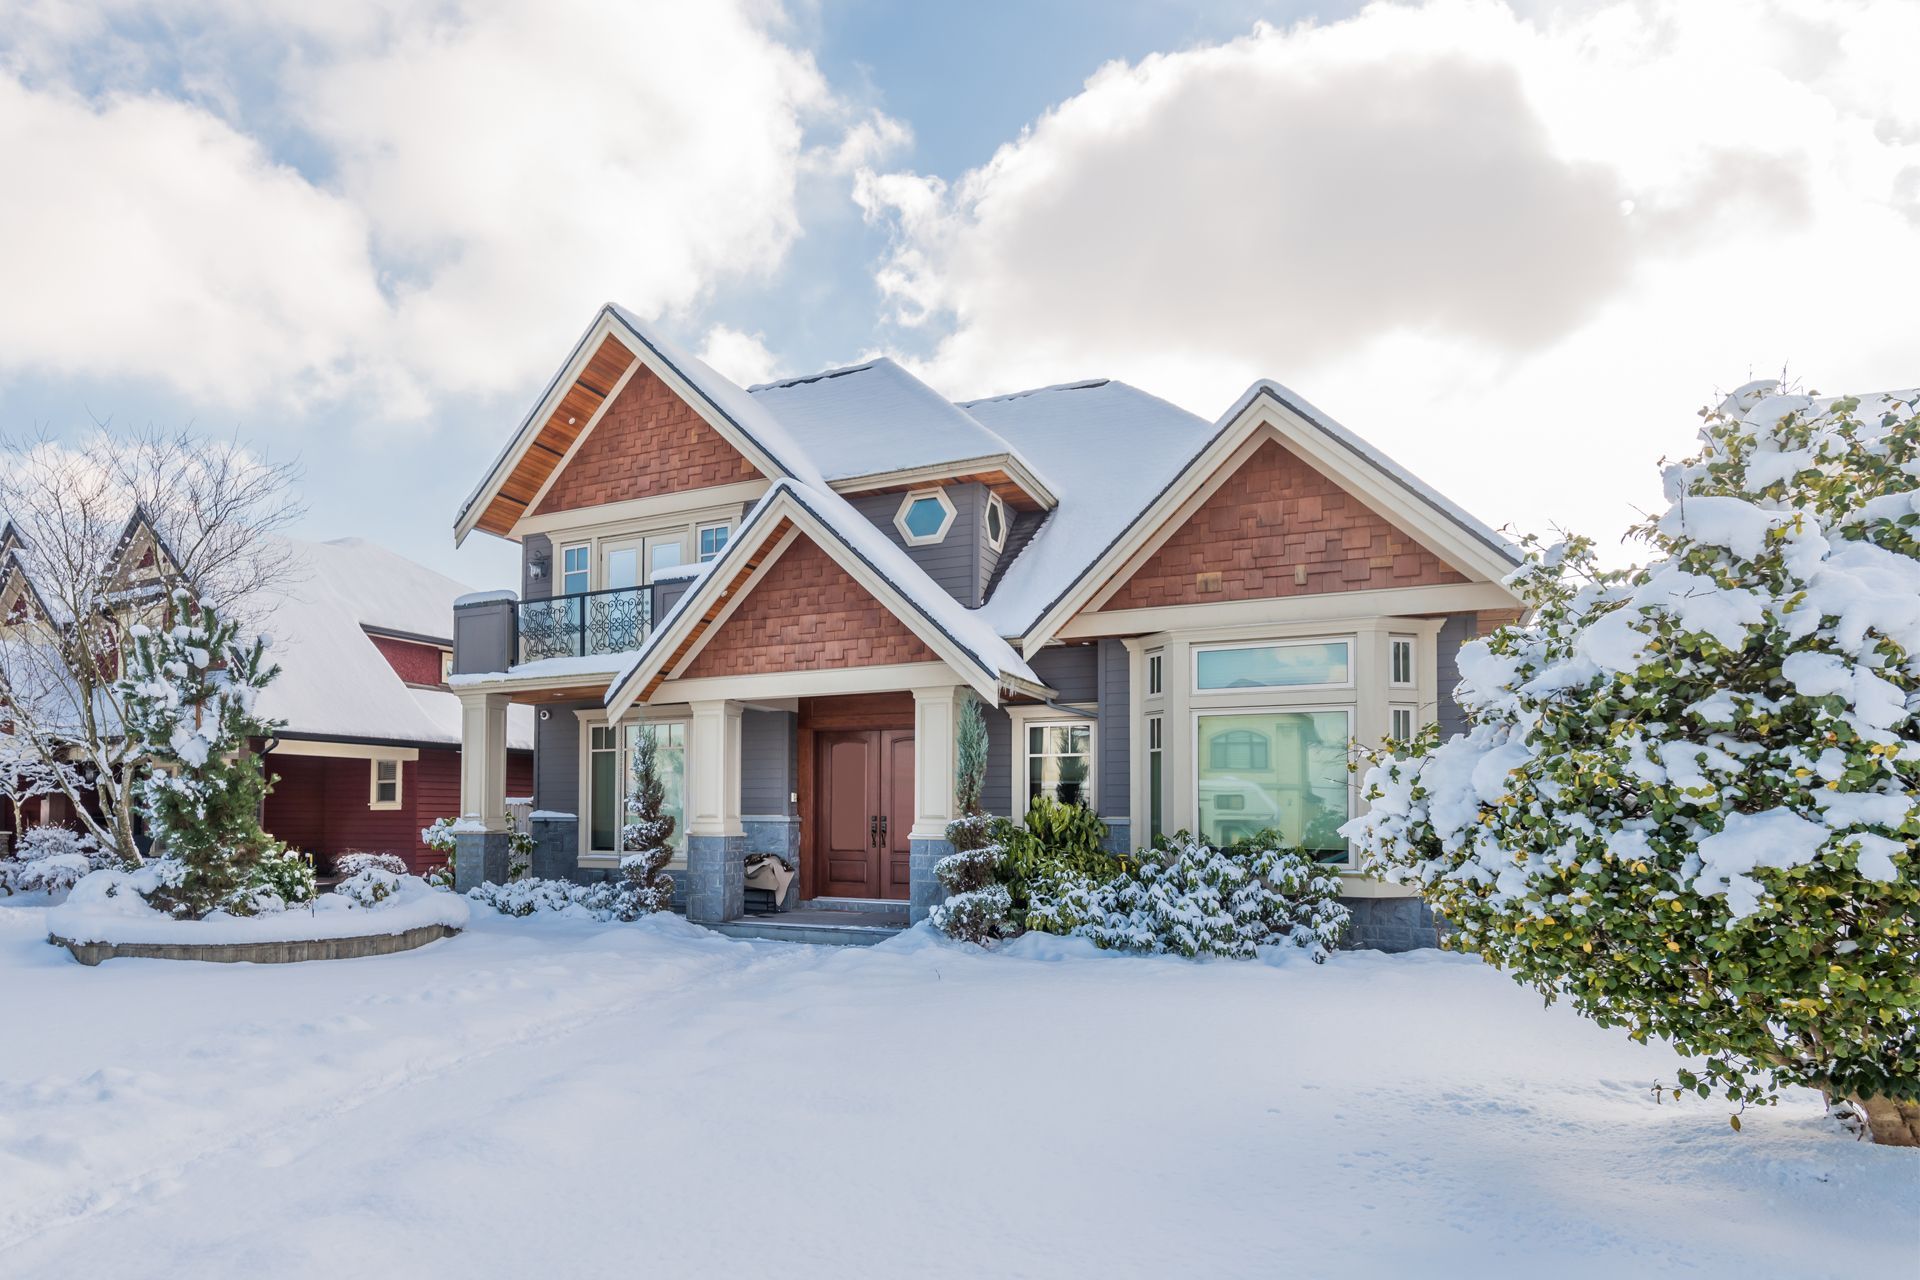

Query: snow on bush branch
[1343,381,1920,1142]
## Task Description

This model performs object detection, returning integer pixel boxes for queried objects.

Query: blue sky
[0,0,1914,592]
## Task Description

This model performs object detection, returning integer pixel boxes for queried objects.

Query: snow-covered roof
[962,379,1221,634]
[258,537,534,750]
[747,358,1037,486]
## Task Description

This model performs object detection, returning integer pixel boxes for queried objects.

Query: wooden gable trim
[472,334,637,539]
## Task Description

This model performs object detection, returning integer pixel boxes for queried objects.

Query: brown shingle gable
[1103,438,1467,610]
[534,365,761,516]
[681,535,938,679]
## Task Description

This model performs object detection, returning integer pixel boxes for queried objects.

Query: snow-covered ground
[1,896,1913,1279]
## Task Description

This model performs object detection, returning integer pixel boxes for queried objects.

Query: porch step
[797,897,910,925]
[707,908,905,948]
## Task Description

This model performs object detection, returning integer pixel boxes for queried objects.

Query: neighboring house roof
[259,537,534,751]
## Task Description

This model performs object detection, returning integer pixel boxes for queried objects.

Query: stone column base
[530,816,582,883]
[685,833,746,923]
[1340,896,1447,952]
[453,831,511,894]
[908,836,954,924]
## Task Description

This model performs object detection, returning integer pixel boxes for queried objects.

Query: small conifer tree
[932,695,1012,942]
[117,590,285,917]
[614,728,676,919]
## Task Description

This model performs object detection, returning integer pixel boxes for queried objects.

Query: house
[447,304,1525,948]
[255,537,536,876]
[0,518,535,875]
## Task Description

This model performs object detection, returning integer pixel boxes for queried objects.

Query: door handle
[879,815,888,845]
[869,815,879,847]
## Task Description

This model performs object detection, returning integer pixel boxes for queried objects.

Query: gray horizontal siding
[535,702,591,815]
[847,482,986,607]
[742,709,797,816]
[984,508,1047,602]
[522,533,553,602]
[1097,638,1129,822]
[981,703,1013,818]
[1436,613,1473,738]
[1029,643,1098,702]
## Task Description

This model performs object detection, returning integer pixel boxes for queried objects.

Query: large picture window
[589,721,688,861]
[1026,721,1092,807]
[1194,640,1351,691]
[1195,710,1350,860]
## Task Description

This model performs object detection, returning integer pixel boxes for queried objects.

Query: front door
[813,728,913,900]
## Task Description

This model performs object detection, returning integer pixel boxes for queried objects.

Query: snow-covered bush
[421,818,458,887]
[929,839,1013,943]
[242,846,317,912]
[0,826,114,896]
[115,591,284,918]
[468,877,607,919]
[999,796,1120,917]
[334,867,402,909]
[1345,383,1920,1144]
[507,829,535,882]
[336,850,408,878]
[1032,833,1348,960]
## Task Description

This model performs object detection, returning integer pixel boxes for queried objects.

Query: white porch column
[908,684,967,922]
[684,699,745,923]
[909,684,965,840]
[457,691,512,832]
[685,699,745,838]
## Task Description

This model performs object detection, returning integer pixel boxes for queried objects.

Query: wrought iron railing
[516,585,657,663]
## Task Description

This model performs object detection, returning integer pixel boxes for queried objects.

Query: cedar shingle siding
[1105,439,1467,609]
[682,537,938,678]
[534,366,760,515]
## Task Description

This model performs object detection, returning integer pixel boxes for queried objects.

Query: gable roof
[603,479,1045,718]
[258,537,534,750]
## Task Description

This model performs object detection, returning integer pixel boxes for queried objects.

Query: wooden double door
[813,728,914,900]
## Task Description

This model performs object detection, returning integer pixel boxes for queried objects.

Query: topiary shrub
[931,696,1014,943]
[610,730,675,920]
[1345,383,1920,1144]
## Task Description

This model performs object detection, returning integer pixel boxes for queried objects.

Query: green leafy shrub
[1000,796,1122,917]
[1345,383,1920,1144]
[247,846,317,908]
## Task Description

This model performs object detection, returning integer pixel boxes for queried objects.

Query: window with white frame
[1146,651,1163,696]
[1390,636,1416,686]
[894,487,957,546]
[984,492,1008,550]
[1194,709,1351,861]
[697,523,731,562]
[439,649,454,683]
[1025,720,1093,808]
[1194,639,1352,691]
[1391,706,1416,743]
[1147,715,1164,841]
[560,543,590,595]
[588,721,687,861]
[369,758,403,810]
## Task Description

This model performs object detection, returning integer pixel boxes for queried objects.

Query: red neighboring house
[256,537,534,876]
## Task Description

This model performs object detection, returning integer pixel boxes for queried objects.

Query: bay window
[1194,709,1350,860]
[1194,639,1351,691]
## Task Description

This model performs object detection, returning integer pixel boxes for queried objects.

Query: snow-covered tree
[0,427,300,862]
[1346,382,1920,1145]
[117,590,287,917]
[611,728,675,919]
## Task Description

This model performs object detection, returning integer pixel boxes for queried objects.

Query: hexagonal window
[895,488,956,546]
[985,493,1007,550]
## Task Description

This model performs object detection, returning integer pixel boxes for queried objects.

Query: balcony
[516,585,659,664]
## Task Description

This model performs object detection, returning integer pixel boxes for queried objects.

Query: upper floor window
[1194,639,1352,692]
[561,544,590,595]
[1146,651,1163,696]
[697,523,731,562]
[984,492,1008,550]
[895,487,956,546]
[440,650,454,683]
[1390,636,1415,686]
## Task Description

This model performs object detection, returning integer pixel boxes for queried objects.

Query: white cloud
[0,0,891,416]
[858,0,1920,557]
[698,324,785,387]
